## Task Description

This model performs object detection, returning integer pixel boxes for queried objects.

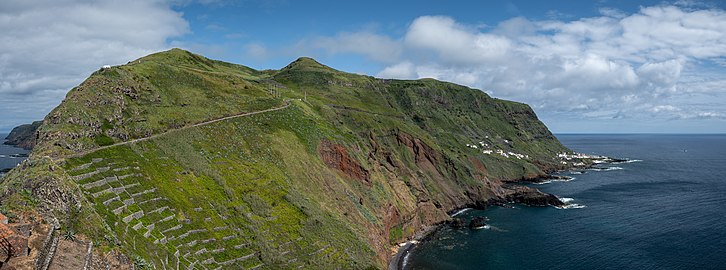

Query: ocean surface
[0,133,30,178]
[406,134,726,270]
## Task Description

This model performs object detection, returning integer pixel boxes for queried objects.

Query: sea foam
[451,208,472,217]
[556,204,586,209]
[613,159,642,164]
[555,197,586,209]
[589,166,623,171]
[532,177,575,185]
[471,225,491,230]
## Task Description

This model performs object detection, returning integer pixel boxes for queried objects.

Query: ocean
[0,133,30,178]
[406,134,726,270]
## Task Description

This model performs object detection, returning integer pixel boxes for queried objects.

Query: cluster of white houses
[465,141,530,160]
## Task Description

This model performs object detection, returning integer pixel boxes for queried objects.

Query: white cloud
[368,4,726,126]
[636,59,683,95]
[311,31,402,63]
[0,0,188,131]
[599,7,627,18]
[377,62,416,79]
[650,105,680,113]
[404,16,512,64]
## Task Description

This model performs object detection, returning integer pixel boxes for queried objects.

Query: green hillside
[1,49,571,269]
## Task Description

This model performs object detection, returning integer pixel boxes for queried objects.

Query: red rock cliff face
[317,131,561,267]
[317,139,370,183]
[395,132,440,174]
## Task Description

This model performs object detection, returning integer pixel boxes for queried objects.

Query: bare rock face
[318,139,370,183]
[4,121,42,150]
[395,132,439,173]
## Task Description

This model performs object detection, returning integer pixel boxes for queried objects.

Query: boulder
[448,218,466,228]
[469,216,488,229]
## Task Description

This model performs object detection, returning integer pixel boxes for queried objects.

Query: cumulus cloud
[405,16,512,64]
[367,5,726,124]
[378,62,416,79]
[0,0,188,131]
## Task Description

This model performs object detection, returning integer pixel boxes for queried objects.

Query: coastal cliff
[0,49,575,269]
[4,120,41,150]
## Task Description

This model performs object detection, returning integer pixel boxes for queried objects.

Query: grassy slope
[34,49,280,157]
[1,49,569,269]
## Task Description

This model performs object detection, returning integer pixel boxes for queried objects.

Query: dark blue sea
[406,134,726,270]
[0,133,29,178]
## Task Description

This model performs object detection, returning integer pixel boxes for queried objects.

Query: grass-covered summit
[1,48,572,269]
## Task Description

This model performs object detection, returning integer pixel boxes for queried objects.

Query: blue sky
[175,0,667,74]
[1,0,725,133]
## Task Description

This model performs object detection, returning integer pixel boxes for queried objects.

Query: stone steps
[131,188,157,198]
[162,224,183,234]
[147,206,169,215]
[217,252,257,266]
[69,162,93,172]
[91,182,140,198]
[82,175,118,190]
[102,195,121,206]
[137,196,166,205]
[122,210,144,223]
[73,166,110,181]
[112,204,127,215]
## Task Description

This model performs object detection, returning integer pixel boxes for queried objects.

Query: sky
[1,0,725,133]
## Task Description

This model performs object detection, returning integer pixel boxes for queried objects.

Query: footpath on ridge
[61,99,292,159]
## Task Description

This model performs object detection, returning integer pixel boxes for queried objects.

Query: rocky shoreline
[390,154,631,269]
[388,187,567,270]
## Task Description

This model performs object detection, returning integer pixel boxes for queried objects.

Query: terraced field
[61,102,375,269]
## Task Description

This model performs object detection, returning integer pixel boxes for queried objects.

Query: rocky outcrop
[4,121,41,150]
[448,217,466,228]
[501,185,564,207]
[469,216,488,229]
[0,157,81,217]
[512,174,572,184]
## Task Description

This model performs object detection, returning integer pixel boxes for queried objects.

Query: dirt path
[47,239,87,270]
[63,100,291,159]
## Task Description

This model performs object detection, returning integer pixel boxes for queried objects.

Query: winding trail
[63,100,291,159]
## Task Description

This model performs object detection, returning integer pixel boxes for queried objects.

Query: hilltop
[1,49,577,269]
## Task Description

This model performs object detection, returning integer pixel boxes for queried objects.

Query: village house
[0,212,7,224]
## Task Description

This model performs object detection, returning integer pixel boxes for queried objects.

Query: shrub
[94,134,114,146]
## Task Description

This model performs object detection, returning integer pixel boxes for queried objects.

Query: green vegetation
[0,48,570,269]
[94,134,114,146]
